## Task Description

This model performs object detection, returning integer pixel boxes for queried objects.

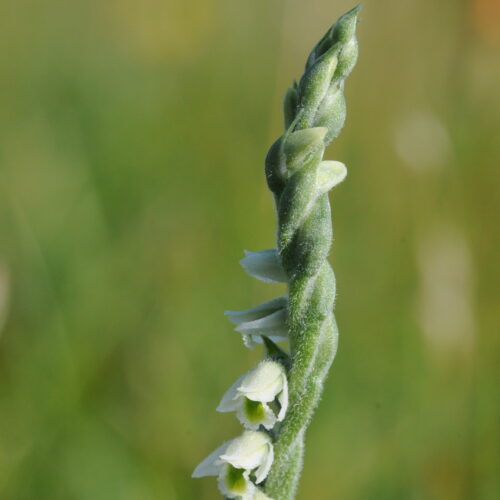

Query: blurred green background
[0,0,498,498]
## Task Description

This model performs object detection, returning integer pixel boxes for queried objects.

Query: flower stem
[263,6,362,499]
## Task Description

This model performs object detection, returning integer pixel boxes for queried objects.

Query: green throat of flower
[243,397,266,424]
[225,465,248,494]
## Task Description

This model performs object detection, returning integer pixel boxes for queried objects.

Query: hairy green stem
[264,7,361,499]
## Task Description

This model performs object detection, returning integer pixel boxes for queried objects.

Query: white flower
[192,431,274,499]
[218,463,256,499]
[217,360,288,430]
[240,249,287,283]
[225,297,288,349]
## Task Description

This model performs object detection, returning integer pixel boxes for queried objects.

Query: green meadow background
[0,0,498,498]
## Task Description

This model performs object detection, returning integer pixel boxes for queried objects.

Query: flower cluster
[192,250,289,499]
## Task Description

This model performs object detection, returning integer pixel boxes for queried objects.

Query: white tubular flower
[217,360,288,430]
[225,297,288,349]
[240,249,287,283]
[192,431,274,499]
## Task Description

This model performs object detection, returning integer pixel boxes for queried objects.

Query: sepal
[240,249,287,283]
[192,441,232,478]
[225,297,288,349]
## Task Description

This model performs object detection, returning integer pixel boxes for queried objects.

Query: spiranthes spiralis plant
[193,5,362,499]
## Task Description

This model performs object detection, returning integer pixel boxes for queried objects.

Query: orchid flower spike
[192,431,274,499]
[217,360,288,430]
[225,297,288,349]
[193,7,362,498]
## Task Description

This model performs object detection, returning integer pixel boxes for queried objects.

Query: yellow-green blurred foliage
[0,0,498,498]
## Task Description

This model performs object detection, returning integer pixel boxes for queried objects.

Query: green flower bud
[283,127,327,173]
[305,26,334,70]
[265,136,285,196]
[283,86,299,129]
[331,4,362,44]
[334,37,359,81]
[296,44,339,129]
[313,84,347,143]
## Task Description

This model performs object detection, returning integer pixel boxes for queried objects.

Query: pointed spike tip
[308,5,362,69]
[332,4,363,44]
[344,4,363,18]
[333,4,363,31]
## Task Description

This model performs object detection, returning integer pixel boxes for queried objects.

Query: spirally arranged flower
[217,360,288,430]
[239,249,287,284]
[192,431,274,499]
[225,297,288,349]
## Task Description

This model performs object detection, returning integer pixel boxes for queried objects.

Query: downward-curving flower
[192,431,274,499]
[217,360,288,430]
[225,297,288,349]
[240,248,287,283]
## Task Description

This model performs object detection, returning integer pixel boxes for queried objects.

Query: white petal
[192,441,231,478]
[217,373,246,413]
[220,431,272,471]
[238,361,286,403]
[277,372,288,421]
[242,333,287,350]
[237,400,277,431]
[225,297,287,325]
[225,299,288,349]
[242,333,260,349]
[254,440,274,484]
[240,249,287,283]
[260,406,278,431]
[316,160,347,195]
[235,309,288,340]
[217,464,256,499]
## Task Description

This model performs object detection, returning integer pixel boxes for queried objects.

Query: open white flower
[225,297,288,349]
[192,431,274,499]
[217,360,288,430]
